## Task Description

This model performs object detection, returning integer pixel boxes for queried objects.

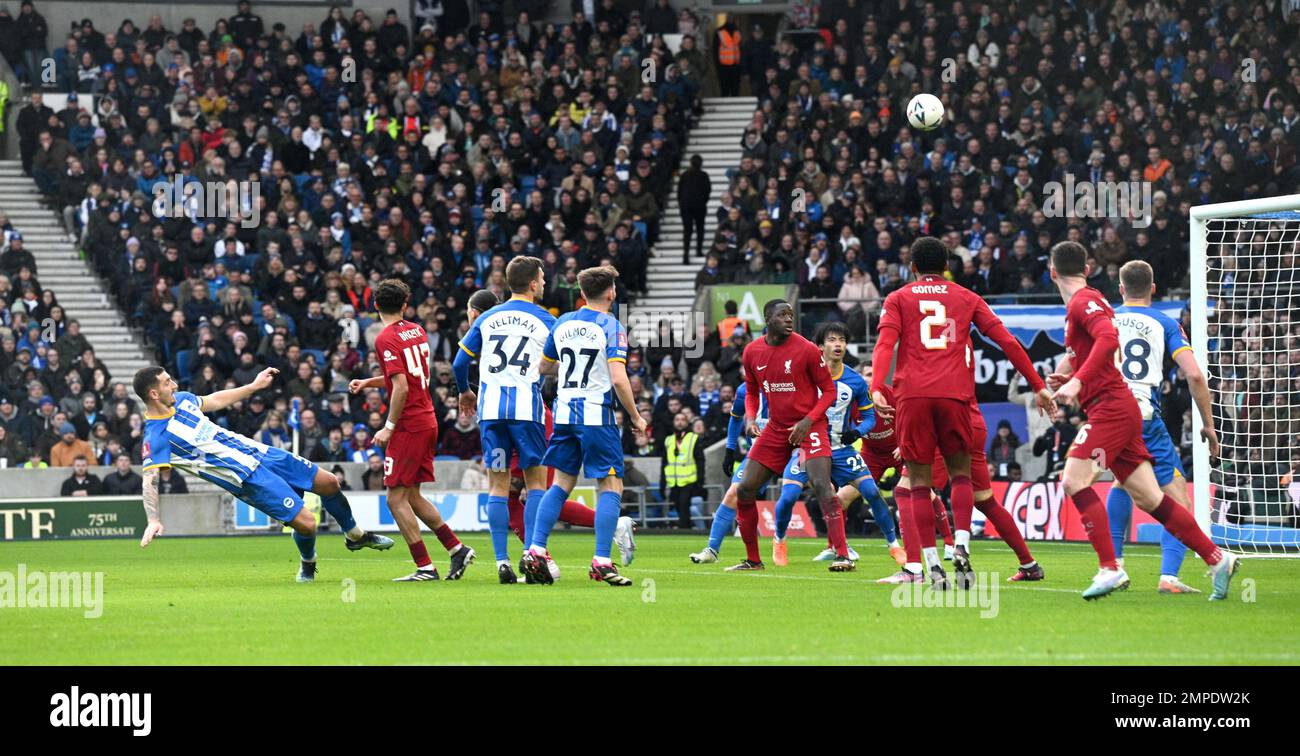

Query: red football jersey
[877,274,1006,402]
[1064,286,1129,408]
[742,332,836,430]
[861,383,897,457]
[375,319,437,431]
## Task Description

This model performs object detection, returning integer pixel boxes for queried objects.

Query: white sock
[448,543,462,555]
[496,559,510,568]
[417,564,436,572]
[345,527,364,540]
[1160,574,1179,582]
[904,561,923,574]
[1021,560,1037,569]
[887,538,900,548]
[922,547,939,570]
[529,545,547,556]
[593,556,613,566]
[955,530,971,549]
[302,554,316,563]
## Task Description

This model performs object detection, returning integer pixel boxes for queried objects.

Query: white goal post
[1190,194,1300,557]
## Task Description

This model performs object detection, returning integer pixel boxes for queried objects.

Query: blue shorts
[481,419,546,471]
[783,447,873,488]
[222,447,319,524]
[1143,417,1184,487]
[542,423,624,479]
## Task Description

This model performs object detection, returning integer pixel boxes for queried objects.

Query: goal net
[1191,195,1300,557]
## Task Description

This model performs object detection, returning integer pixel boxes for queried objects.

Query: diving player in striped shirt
[1107,260,1220,593]
[134,365,392,582]
[520,265,649,587]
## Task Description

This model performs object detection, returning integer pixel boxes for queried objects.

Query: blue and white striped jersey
[141,391,269,486]
[458,297,556,422]
[1113,303,1192,421]
[826,366,875,451]
[543,307,628,426]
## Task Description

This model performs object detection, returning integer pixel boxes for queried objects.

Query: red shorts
[895,396,975,463]
[384,425,438,487]
[932,446,991,492]
[862,448,899,483]
[1067,397,1153,483]
[747,418,831,476]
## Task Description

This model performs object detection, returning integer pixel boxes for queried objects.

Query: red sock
[408,539,432,568]
[909,486,937,553]
[894,486,923,564]
[1150,495,1222,565]
[975,498,1034,565]
[1068,486,1118,569]
[950,475,974,534]
[820,496,849,557]
[932,494,953,545]
[736,494,761,563]
[434,523,461,552]
[560,499,597,528]
[508,493,525,543]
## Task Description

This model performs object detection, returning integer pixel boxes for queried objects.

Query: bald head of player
[909,236,950,276]
[762,298,794,343]
[1118,260,1156,305]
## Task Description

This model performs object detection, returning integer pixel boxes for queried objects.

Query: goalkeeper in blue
[1107,261,1220,594]
[771,323,902,566]
[134,365,393,582]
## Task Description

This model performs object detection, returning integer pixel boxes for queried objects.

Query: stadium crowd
[0,0,1293,526]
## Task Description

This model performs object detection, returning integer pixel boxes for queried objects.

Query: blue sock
[292,531,316,561]
[708,504,736,553]
[487,494,510,562]
[319,491,356,533]
[859,477,896,543]
[594,490,621,560]
[773,483,802,539]
[523,489,543,548]
[529,485,567,551]
[1160,528,1188,578]
[1106,486,1134,559]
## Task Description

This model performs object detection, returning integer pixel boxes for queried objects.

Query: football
[907,93,945,131]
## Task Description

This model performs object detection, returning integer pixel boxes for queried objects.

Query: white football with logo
[906,93,945,131]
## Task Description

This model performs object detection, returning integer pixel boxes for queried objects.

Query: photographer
[1032,408,1077,482]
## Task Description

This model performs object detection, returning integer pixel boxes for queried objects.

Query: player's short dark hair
[505,255,544,294]
[577,265,618,300]
[468,289,500,314]
[374,278,411,314]
[1050,241,1089,277]
[911,236,948,274]
[133,366,165,402]
[814,321,849,345]
[762,298,790,321]
[1119,260,1154,294]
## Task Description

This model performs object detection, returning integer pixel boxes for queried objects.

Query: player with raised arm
[349,279,474,582]
[458,287,634,582]
[135,366,393,582]
[1108,261,1219,592]
[519,266,649,587]
[870,237,1055,589]
[732,299,849,572]
[771,323,901,566]
[1046,244,1237,600]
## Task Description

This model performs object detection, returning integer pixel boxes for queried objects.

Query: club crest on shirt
[784,359,792,373]
[1085,300,1104,315]
[383,350,396,362]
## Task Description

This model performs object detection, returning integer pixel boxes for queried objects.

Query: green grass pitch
[3,534,1298,665]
